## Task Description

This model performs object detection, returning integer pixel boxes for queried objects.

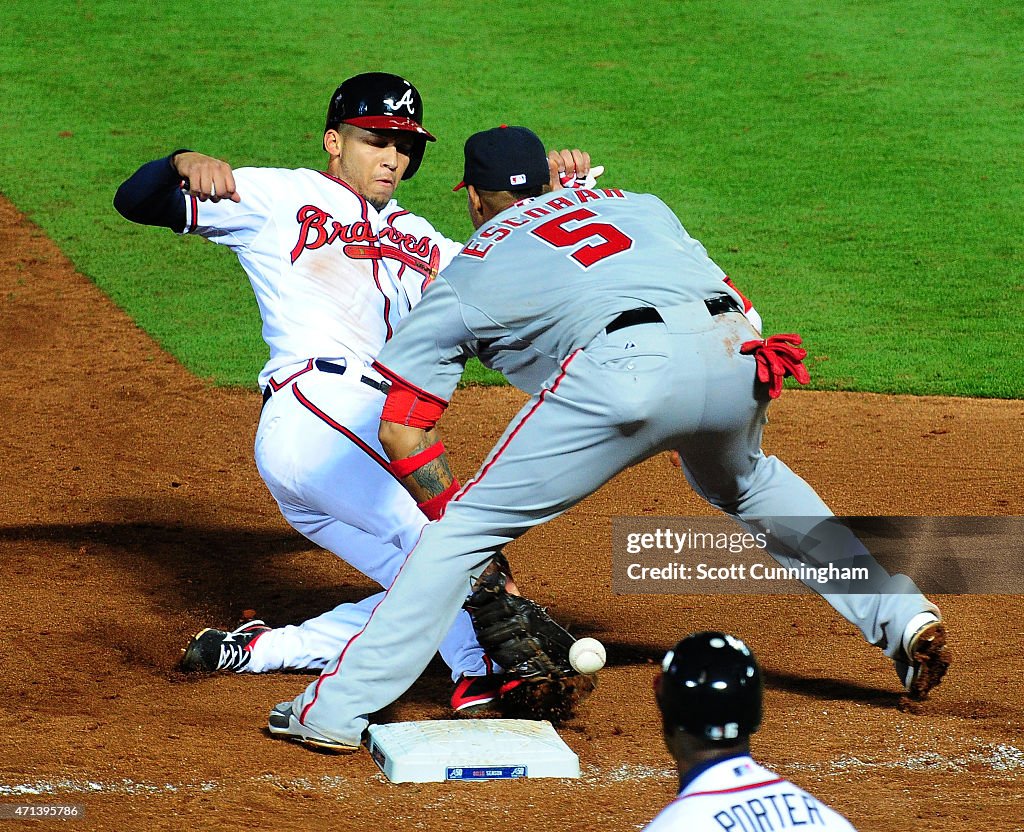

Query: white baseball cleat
[268,702,360,753]
[896,613,951,701]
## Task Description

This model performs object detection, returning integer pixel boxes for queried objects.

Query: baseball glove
[464,566,594,723]
[465,569,576,679]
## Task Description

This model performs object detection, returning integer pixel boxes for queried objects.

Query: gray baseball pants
[290,302,937,744]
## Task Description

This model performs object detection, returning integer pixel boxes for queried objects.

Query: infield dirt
[2,196,1022,830]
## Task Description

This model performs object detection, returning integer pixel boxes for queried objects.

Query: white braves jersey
[182,167,462,388]
[644,756,858,832]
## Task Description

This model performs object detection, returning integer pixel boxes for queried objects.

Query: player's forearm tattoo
[401,430,455,502]
[409,456,454,499]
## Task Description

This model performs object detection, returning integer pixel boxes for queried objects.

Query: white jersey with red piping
[644,755,858,832]
[183,166,462,389]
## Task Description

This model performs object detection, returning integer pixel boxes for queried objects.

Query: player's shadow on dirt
[599,639,669,668]
[0,519,377,626]
[763,669,899,707]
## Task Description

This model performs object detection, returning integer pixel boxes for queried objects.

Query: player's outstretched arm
[113,152,189,230]
[379,415,523,594]
[113,150,240,231]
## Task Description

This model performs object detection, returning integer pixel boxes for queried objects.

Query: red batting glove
[740,333,811,399]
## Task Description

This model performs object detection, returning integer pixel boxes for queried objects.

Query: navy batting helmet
[325,72,435,179]
[656,632,762,742]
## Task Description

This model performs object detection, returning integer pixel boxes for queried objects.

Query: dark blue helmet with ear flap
[325,72,435,180]
[656,632,762,742]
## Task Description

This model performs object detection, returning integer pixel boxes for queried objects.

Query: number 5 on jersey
[531,208,634,268]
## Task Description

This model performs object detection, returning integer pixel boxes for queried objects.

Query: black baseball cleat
[180,619,271,672]
[450,674,524,713]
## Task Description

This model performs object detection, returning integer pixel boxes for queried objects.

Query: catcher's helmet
[656,632,762,742]
[325,72,435,180]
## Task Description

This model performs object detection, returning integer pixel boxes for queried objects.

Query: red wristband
[389,441,445,479]
[377,366,448,430]
[381,386,446,429]
[418,479,460,521]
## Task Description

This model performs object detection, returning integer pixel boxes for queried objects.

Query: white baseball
[568,637,607,674]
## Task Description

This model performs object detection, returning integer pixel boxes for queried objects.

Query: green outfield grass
[1,1,1021,395]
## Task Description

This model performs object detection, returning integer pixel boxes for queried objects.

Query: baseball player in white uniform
[646,632,858,831]
[113,75,594,712]
[263,126,950,751]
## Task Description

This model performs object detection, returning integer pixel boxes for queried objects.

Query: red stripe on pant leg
[457,349,581,501]
[300,350,580,725]
[299,524,427,724]
[299,604,375,724]
[291,384,392,471]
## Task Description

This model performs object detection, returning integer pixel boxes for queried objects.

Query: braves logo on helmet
[384,88,416,115]
[325,72,436,180]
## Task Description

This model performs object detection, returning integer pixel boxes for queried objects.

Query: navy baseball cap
[453,125,549,192]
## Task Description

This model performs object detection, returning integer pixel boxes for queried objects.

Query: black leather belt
[262,359,390,405]
[605,294,742,334]
[704,293,743,316]
[606,307,663,333]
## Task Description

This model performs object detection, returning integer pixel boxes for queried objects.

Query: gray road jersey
[376,188,743,398]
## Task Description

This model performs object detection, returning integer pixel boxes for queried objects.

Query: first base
[366,719,580,783]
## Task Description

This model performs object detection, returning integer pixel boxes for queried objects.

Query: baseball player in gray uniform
[646,632,858,831]
[265,126,951,751]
